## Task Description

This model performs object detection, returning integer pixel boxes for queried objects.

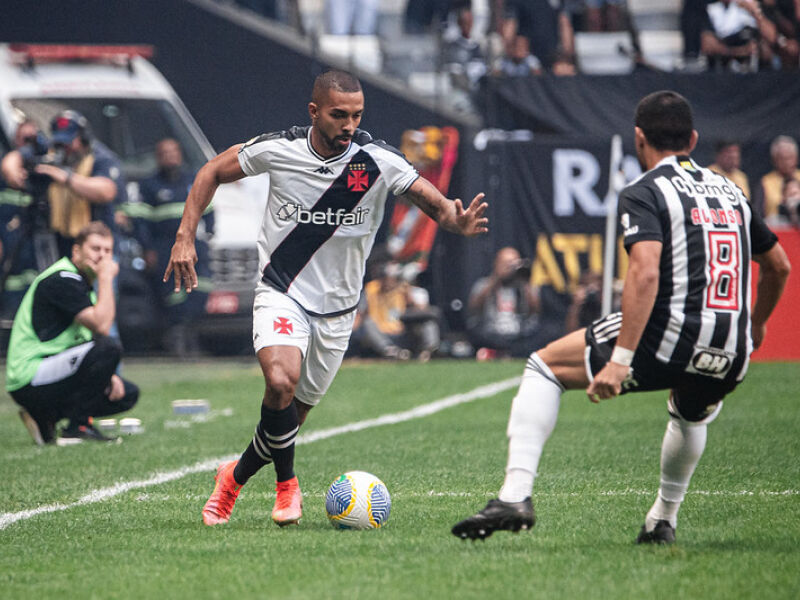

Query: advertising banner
[433,134,799,360]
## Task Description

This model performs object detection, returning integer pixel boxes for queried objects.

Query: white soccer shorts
[252,282,355,406]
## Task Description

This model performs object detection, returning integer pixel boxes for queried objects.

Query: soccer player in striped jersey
[453,90,791,543]
[165,70,488,527]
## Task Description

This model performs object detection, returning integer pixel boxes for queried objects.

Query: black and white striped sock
[263,403,299,483]
[233,421,273,485]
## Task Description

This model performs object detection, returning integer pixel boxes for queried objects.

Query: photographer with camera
[0,119,44,318]
[467,246,541,359]
[6,221,139,446]
[564,270,620,334]
[1,110,126,257]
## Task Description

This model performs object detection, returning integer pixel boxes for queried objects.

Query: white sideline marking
[0,377,520,530]
[296,377,519,445]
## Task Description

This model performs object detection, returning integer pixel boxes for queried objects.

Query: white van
[0,43,265,350]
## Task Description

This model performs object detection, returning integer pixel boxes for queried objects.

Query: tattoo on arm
[402,178,447,221]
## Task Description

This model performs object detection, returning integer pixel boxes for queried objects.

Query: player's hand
[34,164,70,184]
[586,361,630,403]
[107,374,125,401]
[453,193,488,237]
[164,237,198,293]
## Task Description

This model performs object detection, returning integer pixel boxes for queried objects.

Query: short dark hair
[714,139,739,154]
[311,70,362,105]
[635,91,694,152]
[74,221,112,246]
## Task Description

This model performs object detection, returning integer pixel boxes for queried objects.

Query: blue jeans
[325,0,379,35]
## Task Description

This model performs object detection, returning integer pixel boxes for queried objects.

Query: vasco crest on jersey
[347,163,371,192]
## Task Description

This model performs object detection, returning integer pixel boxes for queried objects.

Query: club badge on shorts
[273,317,293,335]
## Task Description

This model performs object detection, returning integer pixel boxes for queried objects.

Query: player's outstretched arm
[400,177,488,237]
[751,242,791,349]
[587,240,661,403]
[164,144,246,292]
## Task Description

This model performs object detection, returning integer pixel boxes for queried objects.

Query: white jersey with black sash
[238,126,419,317]
[619,155,778,383]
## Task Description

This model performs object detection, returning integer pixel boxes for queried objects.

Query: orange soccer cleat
[202,461,242,526]
[272,476,303,527]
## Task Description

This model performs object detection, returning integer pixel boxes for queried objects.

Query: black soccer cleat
[59,421,121,445]
[452,498,535,540]
[636,519,676,545]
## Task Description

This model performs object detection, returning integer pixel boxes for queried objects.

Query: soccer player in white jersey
[452,90,791,543]
[164,70,488,527]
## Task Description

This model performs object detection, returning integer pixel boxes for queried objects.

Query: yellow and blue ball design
[325,471,391,530]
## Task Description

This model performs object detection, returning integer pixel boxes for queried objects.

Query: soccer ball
[325,471,391,530]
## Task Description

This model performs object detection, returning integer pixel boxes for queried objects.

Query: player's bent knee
[264,366,299,401]
[529,350,588,391]
[95,335,122,365]
[95,334,121,352]
[524,353,565,391]
[668,395,723,426]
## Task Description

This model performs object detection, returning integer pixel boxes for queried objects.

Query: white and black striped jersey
[619,155,778,382]
[238,126,419,316]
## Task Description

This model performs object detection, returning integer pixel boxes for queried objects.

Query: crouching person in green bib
[6,221,139,445]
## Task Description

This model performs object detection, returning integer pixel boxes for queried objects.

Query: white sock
[498,354,562,503]
[645,417,707,531]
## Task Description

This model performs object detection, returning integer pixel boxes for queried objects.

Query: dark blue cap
[50,110,87,145]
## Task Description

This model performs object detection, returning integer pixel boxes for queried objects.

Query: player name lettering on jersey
[617,154,778,383]
[671,177,740,204]
[276,202,370,226]
[690,207,743,226]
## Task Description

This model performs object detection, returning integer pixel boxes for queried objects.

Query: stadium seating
[317,34,383,74]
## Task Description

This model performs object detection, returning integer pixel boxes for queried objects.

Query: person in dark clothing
[467,246,540,358]
[452,90,790,545]
[133,138,213,354]
[0,119,47,320]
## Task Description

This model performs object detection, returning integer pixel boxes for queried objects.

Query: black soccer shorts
[584,313,739,422]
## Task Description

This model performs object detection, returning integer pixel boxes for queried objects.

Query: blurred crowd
[3,108,798,362]
[684,0,800,72]
[222,0,800,83]
[3,13,799,361]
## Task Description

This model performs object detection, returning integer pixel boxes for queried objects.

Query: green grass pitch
[1,359,798,599]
